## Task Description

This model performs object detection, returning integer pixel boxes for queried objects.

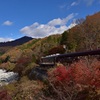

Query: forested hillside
[60,12,100,52]
[0,34,61,72]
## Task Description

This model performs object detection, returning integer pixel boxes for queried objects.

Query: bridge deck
[39,63,55,67]
[40,49,100,67]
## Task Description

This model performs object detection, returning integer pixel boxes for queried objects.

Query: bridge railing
[40,49,100,66]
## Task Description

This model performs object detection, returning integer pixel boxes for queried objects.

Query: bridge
[40,49,100,67]
[29,49,100,81]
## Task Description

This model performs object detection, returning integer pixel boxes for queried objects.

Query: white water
[0,69,18,86]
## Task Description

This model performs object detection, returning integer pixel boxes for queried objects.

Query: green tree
[60,31,69,45]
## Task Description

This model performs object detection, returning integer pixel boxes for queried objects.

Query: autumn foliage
[0,90,11,100]
[46,59,100,100]
[48,60,100,88]
[60,12,100,52]
[13,56,32,76]
[48,45,66,55]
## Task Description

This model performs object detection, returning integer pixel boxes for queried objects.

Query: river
[0,69,18,86]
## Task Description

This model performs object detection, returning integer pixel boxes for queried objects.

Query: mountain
[0,36,33,47]
[0,36,33,55]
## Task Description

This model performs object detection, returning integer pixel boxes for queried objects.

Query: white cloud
[84,0,94,6]
[0,37,14,42]
[2,20,13,26]
[48,13,76,26]
[20,13,78,38]
[68,22,77,29]
[71,2,78,6]
[67,1,79,10]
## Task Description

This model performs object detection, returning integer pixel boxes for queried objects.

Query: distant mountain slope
[0,36,33,47]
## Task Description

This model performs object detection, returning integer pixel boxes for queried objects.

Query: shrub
[13,56,32,76]
[43,59,100,100]
[48,45,66,55]
[0,90,11,100]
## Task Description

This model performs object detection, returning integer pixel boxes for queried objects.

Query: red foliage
[72,60,100,88]
[17,56,30,65]
[90,68,100,88]
[48,66,75,86]
[48,60,100,89]
[0,90,11,100]
[72,61,92,85]
[53,66,69,81]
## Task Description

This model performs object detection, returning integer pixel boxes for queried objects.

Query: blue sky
[0,0,100,42]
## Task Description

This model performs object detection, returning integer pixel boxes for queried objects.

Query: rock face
[0,69,18,86]
[29,67,48,81]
